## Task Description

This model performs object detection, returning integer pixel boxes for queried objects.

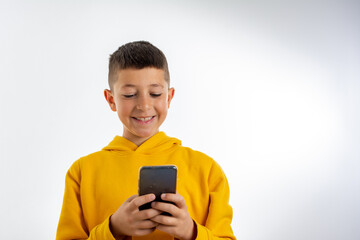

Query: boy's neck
[122,131,159,146]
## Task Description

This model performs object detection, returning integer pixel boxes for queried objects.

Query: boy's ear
[104,89,116,112]
[167,88,175,108]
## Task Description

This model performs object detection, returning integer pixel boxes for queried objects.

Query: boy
[56,41,236,240]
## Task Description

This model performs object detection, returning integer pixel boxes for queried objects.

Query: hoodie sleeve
[56,160,116,240]
[194,161,236,240]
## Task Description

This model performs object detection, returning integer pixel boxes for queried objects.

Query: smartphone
[138,165,177,213]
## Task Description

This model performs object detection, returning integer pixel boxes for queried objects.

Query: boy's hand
[110,194,162,238]
[150,193,196,240]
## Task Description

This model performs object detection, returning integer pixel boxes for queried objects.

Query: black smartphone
[138,165,177,214]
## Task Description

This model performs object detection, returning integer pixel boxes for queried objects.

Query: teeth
[135,117,153,121]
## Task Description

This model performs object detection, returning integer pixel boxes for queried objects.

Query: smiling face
[104,67,175,146]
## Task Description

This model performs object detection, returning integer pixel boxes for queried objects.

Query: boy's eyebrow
[122,84,136,88]
[149,83,164,88]
[121,83,164,88]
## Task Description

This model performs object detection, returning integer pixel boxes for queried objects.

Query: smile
[132,116,155,123]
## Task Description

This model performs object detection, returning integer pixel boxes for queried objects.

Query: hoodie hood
[102,131,181,155]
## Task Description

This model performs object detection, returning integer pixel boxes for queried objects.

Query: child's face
[104,67,174,145]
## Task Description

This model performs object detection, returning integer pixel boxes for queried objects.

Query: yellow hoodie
[56,132,236,240]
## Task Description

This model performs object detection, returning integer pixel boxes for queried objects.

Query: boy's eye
[151,93,162,97]
[123,94,136,98]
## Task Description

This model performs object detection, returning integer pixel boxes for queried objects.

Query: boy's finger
[151,214,176,226]
[161,193,186,208]
[138,208,163,220]
[131,194,156,208]
[137,219,159,229]
[126,194,138,202]
[151,201,178,216]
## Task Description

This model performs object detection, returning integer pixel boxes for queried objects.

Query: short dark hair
[108,41,170,91]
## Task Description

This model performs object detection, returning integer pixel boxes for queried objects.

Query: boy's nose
[136,96,151,110]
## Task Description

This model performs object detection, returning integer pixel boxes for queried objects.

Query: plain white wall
[1,0,359,239]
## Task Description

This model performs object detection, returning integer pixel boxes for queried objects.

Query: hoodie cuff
[193,219,210,239]
[88,215,116,240]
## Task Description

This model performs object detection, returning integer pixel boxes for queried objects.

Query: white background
[1,0,359,239]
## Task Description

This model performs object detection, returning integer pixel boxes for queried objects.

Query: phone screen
[138,165,177,212]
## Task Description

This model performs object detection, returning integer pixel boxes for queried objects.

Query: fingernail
[150,194,155,200]
[161,193,166,199]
